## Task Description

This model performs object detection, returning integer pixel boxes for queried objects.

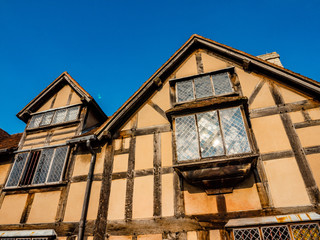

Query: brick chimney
[257,52,283,67]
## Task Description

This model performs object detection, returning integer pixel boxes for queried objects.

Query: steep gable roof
[17,72,107,123]
[0,132,22,154]
[77,34,319,140]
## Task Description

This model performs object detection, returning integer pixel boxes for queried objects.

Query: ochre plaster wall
[184,182,218,215]
[87,181,101,220]
[151,82,171,112]
[249,83,276,109]
[27,191,61,223]
[72,152,91,177]
[263,157,310,207]
[132,175,153,219]
[136,104,168,128]
[307,108,320,120]
[210,230,221,240]
[0,162,11,185]
[251,115,291,153]
[0,194,28,224]
[137,234,162,240]
[113,154,128,173]
[94,145,107,174]
[175,54,198,79]
[278,85,309,103]
[161,132,173,167]
[290,111,305,123]
[161,173,174,217]
[109,236,132,240]
[52,85,72,109]
[63,182,86,222]
[201,51,229,73]
[236,68,261,98]
[306,154,320,189]
[108,179,126,220]
[135,135,153,170]
[296,125,320,147]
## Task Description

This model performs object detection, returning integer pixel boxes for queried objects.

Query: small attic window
[27,105,80,129]
[174,70,234,103]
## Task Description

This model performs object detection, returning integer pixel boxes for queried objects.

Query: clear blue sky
[1,0,319,134]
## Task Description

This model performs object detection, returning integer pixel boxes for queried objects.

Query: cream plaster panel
[69,91,82,105]
[290,111,305,123]
[162,174,174,217]
[0,194,28,224]
[263,157,310,207]
[279,86,309,103]
[27,191,61,223]
[37,96,54,112]
[161,132,173,167]
[94,145,106,174]
[210,230,221,240]
[296,125,320,147]
[72,153,91,177]
[113,154,128,173]
[52,85,72,108]
[87,181,101,220]
[124,138,130,149]
[58,237,67,240]
[63,182,86,222]
[251,115,291,153]
[22,143,46,150]
[137,234,162,240]
[114,139,122,151]
[184,182,218,215]
[109,236,132,240]
[175,54,198,79]
[108,179,126,220]
[132,175,153,219]
[250,83,276,109]
[53,126,78,134]
[87,237,93,240]
[25,132,47,140]
[201,51,228,74]
[307,108,320,120]
[137,104,168,128]
[306,154,320,189]
[0,163,11,185]
[187,231,197,240]
[24,136,46,145]
[151,81,171,112]
[121,115,138,131]
[225,177,261,212]
[236,68,261,98]
[49,140,68,146]
[135,135,153,170]
[51,132,75,142]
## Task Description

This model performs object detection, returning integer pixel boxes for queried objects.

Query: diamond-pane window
[220,107,251,155]
[175,71,233,103]
[194,75,213,99]
[28,114,43,129]
[65,106,80,122]
[177,80,194,102]
[175,107,250,161]
[52,109,67,124]
[6,152,29,187]
[233,228,261,240]
[262,226,291,240]
[6,147,68,188]
[175,115,200,161]
[291,223,320,240]
[47,146,68,183]
[212,72,233,95]
[197,111,224,157]
[40,111,54,126]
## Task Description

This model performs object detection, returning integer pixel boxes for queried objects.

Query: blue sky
[1,0,320,134]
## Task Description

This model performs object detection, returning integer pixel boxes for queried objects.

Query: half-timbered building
[1,35,320,240]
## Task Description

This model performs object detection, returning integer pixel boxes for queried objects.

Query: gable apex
[17,72,107,123]
[94,34,320,140]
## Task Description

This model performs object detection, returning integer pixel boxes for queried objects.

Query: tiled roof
[0,129,10,141]
[0,133,22,152]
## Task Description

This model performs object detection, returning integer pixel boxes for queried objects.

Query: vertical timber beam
[125,136,136,221]
[153,132,162,217]
[195,52,204,74]
[20,193,35,223]
[269,83,320,205]
[93,144,114,240]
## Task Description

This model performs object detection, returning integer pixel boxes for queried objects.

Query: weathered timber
[50,94,57,109]
[302,109,312,121]
[106,217,206,235]
[174,172,185,218]
[119,124,171,138]
[114,148,130,155]
[4,185,65,195]
[216,195,227,214]
[196,52,204,74]
[76,106,87,135]
[261,150,294,161]
[148,101,168,121]
[304,145,320,155]
[248,80,265,105]
[269,83,320,205]
[125,137,136,221]
[250,100,320,119]
[0,192,5,209]
[67,90,74,105]
[112,167,173,180]
[71,174,103,183]
[20,193,35,223]
[93,144,114,240]
[153,132,161,217]
[294,119,320,129]
[25,129,75,142]
[56,147,77,222]
[26,121,79,134]
[197,231,209,240]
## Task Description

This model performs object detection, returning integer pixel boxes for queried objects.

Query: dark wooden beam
[20,193,35,224]
[196,52,204,74]
[119,124,171,138]
[294,119,320,129]
[248,80,265,105]
[153,132,161,217]
[125,137,136,221]
[148,101,168,121]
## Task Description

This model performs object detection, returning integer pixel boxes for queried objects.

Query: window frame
[169,67,237,106]
[172,104,253,164]
[27,104,81,130]
[5,145,70,189]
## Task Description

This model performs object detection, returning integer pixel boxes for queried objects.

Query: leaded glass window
[176,72,233,103]
[175,107,251,161]
[5,146,68,188]
[27,105,80,129]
